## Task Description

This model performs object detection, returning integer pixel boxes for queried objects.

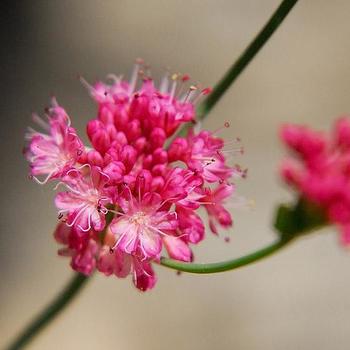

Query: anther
[201,87,212,96]
[58,213,64,220]
[135,57,144,65]
[181,74,190,82]
[109,247,114,254]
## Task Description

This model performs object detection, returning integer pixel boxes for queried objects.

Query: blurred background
[1,1,350,349]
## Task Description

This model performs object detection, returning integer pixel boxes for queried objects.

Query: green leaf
[274,198,328,239]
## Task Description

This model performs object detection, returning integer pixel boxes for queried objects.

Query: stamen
[137,174,145,203]
[183,85,197,103]
[169,73,178,103]
[144,223,172,238]
[32,113,50,131]
[212,121,231,135]
[221,138,241,148]
[107,209,129,217]
[129,58,144,95]
[50,96,59,108]
[159,71,170,94]
[138,262,152,277]
[192,87,212,105]
[32,170,56,185]
[183,170,197,182]
[156,196,183,211]
[217,146,244,156]
[107,74,122,83]
[111,232,126,251]
[144,63,152,78]
[78,211,92,232]
[79,75,95,92]
[66,204,90,229]
[124,234,137,254]
[175,73,190,98]
[121,183,135,211]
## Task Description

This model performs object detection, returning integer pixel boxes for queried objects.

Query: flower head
[25,62,245,291]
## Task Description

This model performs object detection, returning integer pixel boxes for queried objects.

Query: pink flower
[25,98,84,184]
[55,165,111,232]
[25,62,245,291]
[98,226,157,291]
[176,207,205,244]
[168,128,244,183]
[202,184,235,234]
[54,222,98,276]
[109,183,178,260]
[98,246,157,292]
[281,118,350,245]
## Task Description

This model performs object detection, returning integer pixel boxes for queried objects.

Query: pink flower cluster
[25,63,245,291]
[280,118,350,245]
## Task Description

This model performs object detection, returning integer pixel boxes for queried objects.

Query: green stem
[197,0,299,120]
[6,273,89,350]
[160,236,293,274]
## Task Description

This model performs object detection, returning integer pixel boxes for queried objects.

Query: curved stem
[160,236,294,274]
[6,273,89,350]
[196,0,299,120]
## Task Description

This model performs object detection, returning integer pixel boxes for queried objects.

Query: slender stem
[6,273,89,350]
[196,0,299,120]
[160,237,293,274]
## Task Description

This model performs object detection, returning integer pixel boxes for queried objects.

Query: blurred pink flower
[281,118,350,245]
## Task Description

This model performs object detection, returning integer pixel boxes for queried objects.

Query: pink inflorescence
[280,118,350,246]
[25,61,245,291]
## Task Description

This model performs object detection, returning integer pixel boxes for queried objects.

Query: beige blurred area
[2,1,350,349]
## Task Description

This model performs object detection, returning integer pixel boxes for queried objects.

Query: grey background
[1,1,350,349]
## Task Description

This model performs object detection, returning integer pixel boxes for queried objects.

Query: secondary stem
[196,0,299,120]
[6,273,89,350]
[160,236,294,273]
